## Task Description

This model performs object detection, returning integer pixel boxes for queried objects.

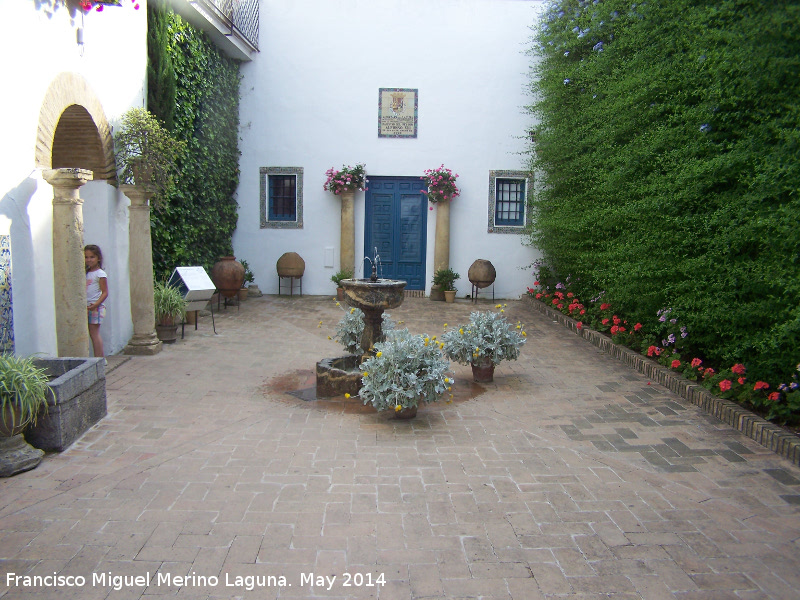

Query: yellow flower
[475,347,480,353]
[446,399,452,404]
[459,328,464,335]
[500,309,505,313]
[439,342,444,349]
[350,308,355,314]
[424,337,430,343]
[344,393,350,398]
[495,304,502,308]
[395,404,402,412]
[363,371,369,377]
[516,325,521,329]
[376,351,382,358]
[444,377,450,383]
[327,336,332,340]
[447,386,452,391]
[398,321,404,325]
[443,323,448,328]
[424,340,429,346]
[503,303,507,307]
[335,302,340,307]
[522,331,527,337]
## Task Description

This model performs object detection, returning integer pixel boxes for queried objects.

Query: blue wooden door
[364,177,427,290]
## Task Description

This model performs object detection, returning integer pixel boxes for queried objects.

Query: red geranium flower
[600,303,611,311]
[634,323,642,332]
[690,358,702,368]
[753,381,769,391]
[731,363,746,375]
[768,392,780,401]
[671,359,681,369]
[719,379,732,392]
[737,377,746,385]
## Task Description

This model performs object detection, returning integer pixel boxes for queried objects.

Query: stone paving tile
[0,296,799,599]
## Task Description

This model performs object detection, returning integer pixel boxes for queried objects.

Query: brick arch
[35,72,117,182]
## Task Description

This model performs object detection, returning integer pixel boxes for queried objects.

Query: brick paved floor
[1,296,799,599]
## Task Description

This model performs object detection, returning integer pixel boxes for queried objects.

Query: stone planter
[316,354,363,398]
[25,358,107,453]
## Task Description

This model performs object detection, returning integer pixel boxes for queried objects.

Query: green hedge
[527,0,800,384]
[147,2,240,280]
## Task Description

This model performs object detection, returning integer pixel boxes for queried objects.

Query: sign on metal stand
[168,267,217,336]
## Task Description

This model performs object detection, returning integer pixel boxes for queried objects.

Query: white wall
[235,0,544,298]
[0,0,147,356]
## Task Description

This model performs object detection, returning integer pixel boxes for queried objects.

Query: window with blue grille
[494,177,526,226]
[260,167,303,229]
[269,175,296,221]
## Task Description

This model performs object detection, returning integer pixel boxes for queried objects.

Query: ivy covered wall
[527,0,800,383]
[147,2,241,280]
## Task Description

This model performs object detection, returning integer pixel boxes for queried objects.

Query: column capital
[42,168,93,189]
[120,183,156,207]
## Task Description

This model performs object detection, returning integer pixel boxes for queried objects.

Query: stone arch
[35,72,117,182]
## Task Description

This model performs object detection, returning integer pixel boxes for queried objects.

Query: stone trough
[26,357,107,452]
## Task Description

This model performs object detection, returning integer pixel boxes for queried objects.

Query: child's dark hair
[84,244,103,270]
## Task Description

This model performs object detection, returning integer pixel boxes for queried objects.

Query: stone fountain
[315,253,407,398]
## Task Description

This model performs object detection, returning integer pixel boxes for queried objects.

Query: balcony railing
[191,0,259,53]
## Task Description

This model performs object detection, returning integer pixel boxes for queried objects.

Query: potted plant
[441,310,527,383]
[331,268,354,301]
[239,260,255,301]
[153,281,187,343]
[420,164,460,204]
[323,164,367,195]
[433,267,460,303]
[114,107,185,208]
[359,328,452,419]
[0,354,54,438]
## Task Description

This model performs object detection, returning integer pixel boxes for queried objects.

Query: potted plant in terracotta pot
[331,268,354,301]
[153,281,187,343]
[432,267,460,303]
[0,354,53,438]
[0,354,54,476]
[441,310,526,383]
[239,260,255,301]
[359,328,452,419]
[114,107,185,208]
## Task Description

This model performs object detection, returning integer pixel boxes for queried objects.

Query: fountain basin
[316,354,363,398]
[340,279,406,311]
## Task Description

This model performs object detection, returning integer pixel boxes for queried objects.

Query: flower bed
[522,295,800,467]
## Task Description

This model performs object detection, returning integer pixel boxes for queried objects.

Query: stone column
[433,200,451,272]
[43,168,92,357]
[121,185,162,355]
[430,200,451,301]
[340,190,355,274]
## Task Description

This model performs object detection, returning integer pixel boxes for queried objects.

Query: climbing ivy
[147,2,240,280]
[526,0,800,384]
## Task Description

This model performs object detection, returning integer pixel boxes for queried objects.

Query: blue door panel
[365,177,427,290]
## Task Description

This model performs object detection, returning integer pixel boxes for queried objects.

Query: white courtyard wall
[0,1,146,356]
[235,0,544,299]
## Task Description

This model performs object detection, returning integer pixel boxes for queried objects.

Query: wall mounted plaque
[378,88,418,138]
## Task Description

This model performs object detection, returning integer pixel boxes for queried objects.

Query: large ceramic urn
[211,256,245,298]
[468,259,497,290]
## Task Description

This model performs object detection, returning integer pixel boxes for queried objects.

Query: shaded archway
[35,72,118,356]
[35,72,117,182]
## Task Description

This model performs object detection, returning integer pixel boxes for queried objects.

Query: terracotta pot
[468,259,496,289]
[336,287,345,301]
[394,405,418,420]
[471,360,495,383]
[238,287,248,302]
[443,290,456,303]
[276,252,305,278]
[155,323,178,343]
[211,256,245,298]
